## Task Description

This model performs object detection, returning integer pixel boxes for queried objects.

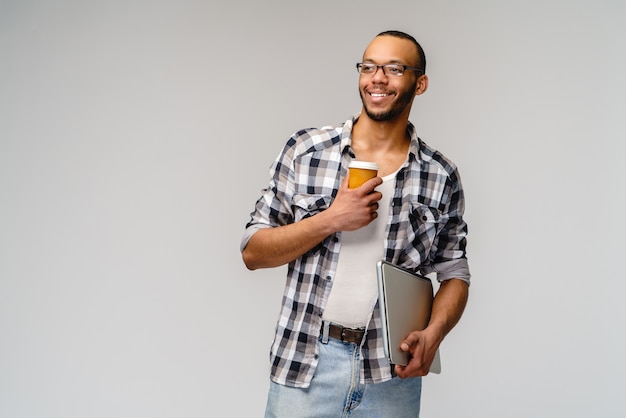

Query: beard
[360,80,417,122]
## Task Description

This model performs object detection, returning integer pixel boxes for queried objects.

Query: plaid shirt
[241,115,470,388]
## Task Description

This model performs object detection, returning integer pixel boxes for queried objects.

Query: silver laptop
[376,260,441,373]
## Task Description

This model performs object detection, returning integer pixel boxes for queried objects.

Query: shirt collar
[340,115,357,158]
[341,113,423,162]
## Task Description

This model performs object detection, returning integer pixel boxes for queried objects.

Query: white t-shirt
[322,169,398,328]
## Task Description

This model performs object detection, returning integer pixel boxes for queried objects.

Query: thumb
[400,331,420,352]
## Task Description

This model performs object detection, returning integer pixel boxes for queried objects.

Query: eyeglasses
[356,62,422,77]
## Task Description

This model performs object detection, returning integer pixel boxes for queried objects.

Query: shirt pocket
[404,203,443,262]
[292,193,332,222]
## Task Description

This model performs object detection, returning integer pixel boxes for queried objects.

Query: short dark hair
[377,30,426,75]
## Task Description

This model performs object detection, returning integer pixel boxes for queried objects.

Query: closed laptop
[376,260,441,373]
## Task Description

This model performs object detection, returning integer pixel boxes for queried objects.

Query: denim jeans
[264,336,422,417]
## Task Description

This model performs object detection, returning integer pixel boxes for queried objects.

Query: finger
[361,176,383,193]
[394,362,426,379]
[400,332,420,352]
[394,356,429,379]
[394,364,407,377]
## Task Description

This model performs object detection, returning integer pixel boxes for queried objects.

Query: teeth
[371,93,388,97]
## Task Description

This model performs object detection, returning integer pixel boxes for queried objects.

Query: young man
[241,30,470,417]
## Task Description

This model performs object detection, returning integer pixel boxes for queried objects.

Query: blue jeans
[265,336,422,417]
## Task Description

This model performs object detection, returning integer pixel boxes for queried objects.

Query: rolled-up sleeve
[240,223,272,252]
[240,138,297,253]
[423,258,471,285]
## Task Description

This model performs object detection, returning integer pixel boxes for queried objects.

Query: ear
[414,74,429,96]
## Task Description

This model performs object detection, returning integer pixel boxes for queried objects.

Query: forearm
[242,210,337,270]
[427,278,469,343]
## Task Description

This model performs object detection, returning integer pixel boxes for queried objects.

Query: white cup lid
[348,161,379,170]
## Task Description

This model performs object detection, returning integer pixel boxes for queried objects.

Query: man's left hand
[393,328,441,378]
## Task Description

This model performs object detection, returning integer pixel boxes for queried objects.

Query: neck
[352,110,410,152]
[350,111,412,176]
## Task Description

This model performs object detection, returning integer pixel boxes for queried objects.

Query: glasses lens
[358,63,375,74]
[384,65,403,76]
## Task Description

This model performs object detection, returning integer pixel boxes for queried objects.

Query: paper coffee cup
[348,161,379,188]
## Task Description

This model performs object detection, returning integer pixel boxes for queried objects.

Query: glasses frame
[356,62,423,77]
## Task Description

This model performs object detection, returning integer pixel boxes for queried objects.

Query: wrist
[313,207,339,236]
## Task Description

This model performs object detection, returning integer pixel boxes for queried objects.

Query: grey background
[1,0,625,417]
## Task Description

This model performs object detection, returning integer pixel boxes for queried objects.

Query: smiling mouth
[367,88,395,98]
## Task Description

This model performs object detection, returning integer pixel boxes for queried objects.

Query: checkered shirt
[241,115,470,388]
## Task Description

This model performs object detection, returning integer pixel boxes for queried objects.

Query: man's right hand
[323,174,383,232]
[242,173,382,270]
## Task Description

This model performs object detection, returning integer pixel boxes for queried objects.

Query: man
[241,30,470,417]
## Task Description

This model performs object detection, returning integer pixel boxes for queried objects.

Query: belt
[321,322,366,344]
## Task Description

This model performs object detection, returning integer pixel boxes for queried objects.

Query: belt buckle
[340,327,361,343]
[340,327,348,342]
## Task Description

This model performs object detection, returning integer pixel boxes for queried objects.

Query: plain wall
[1,0,625,417]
